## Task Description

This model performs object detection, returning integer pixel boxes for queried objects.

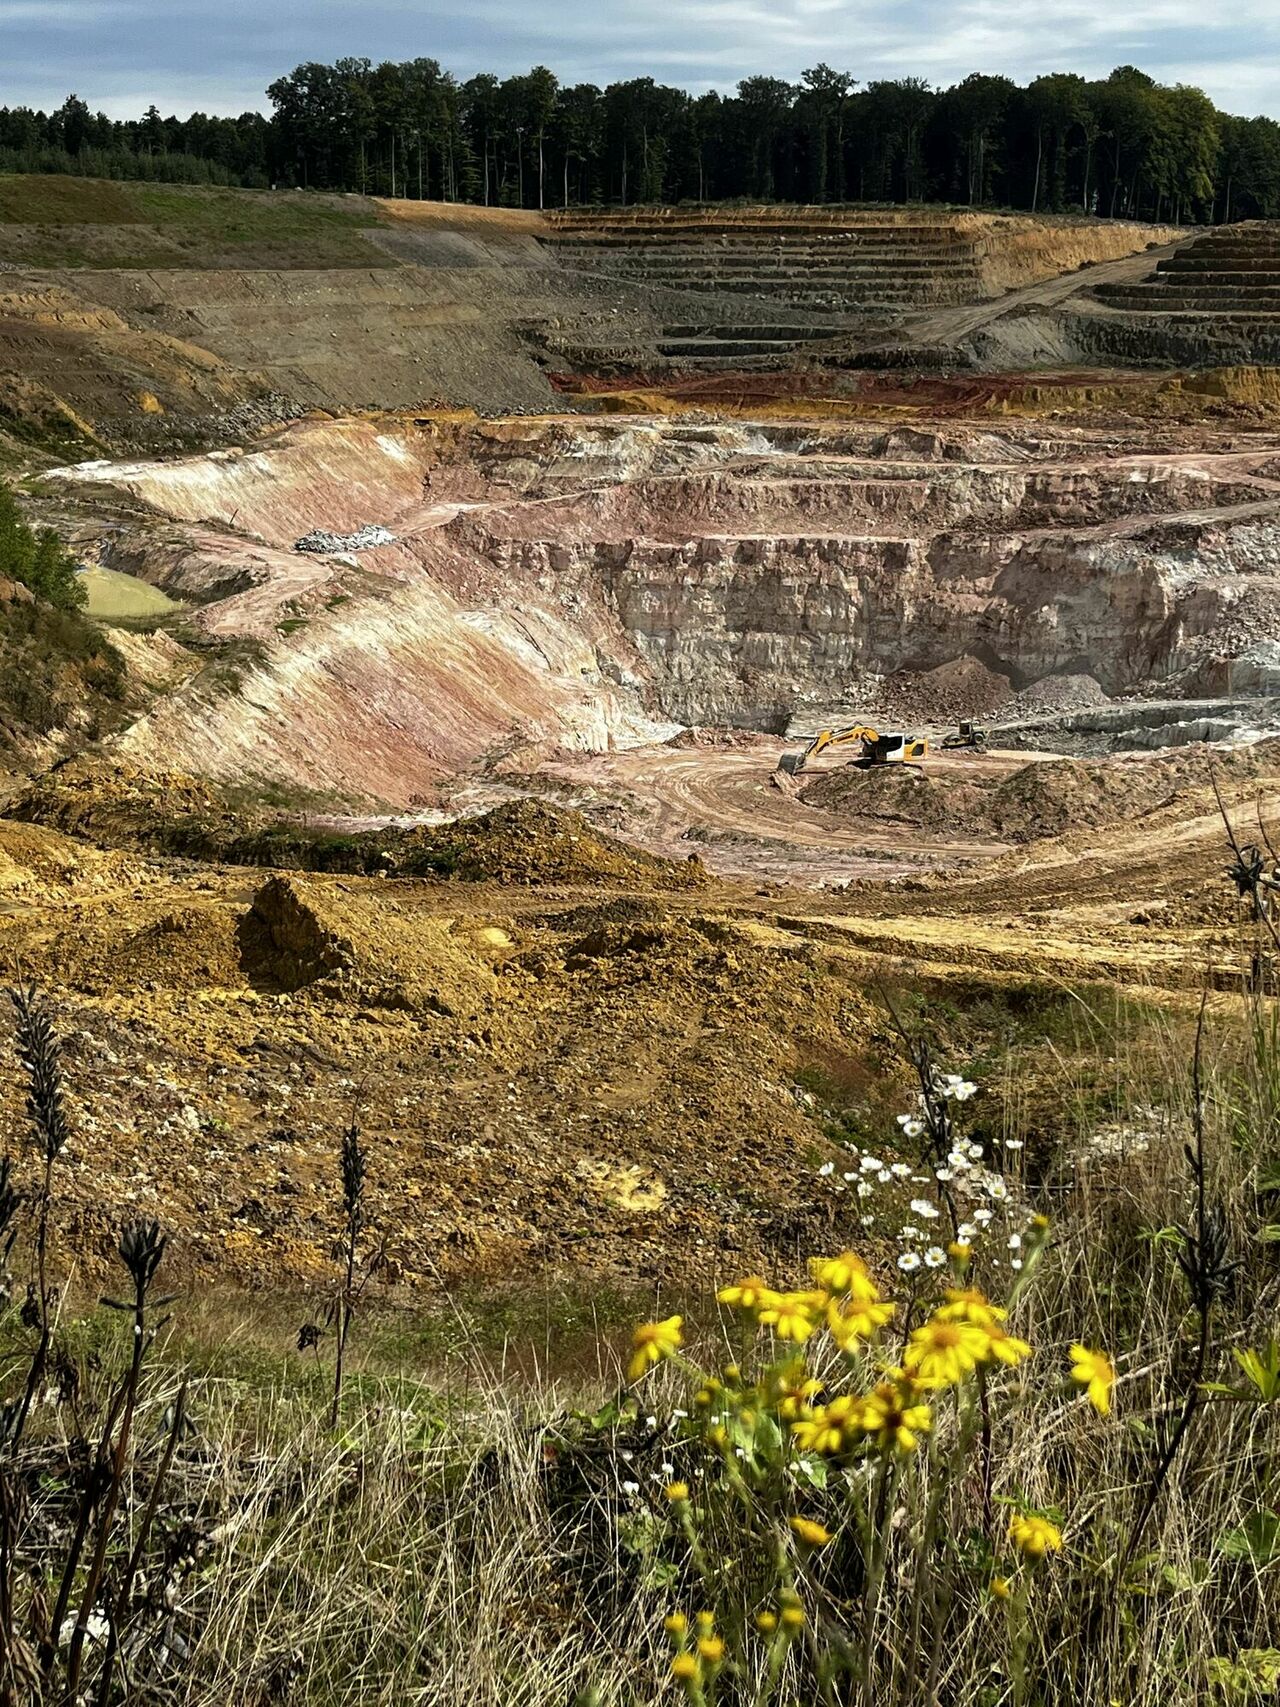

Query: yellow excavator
[775,723,929,776]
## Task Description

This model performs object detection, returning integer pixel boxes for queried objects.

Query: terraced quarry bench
[1091,222,1280,356]
[543,207,1186,373]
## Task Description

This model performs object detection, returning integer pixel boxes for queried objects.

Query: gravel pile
[294,524,397,555]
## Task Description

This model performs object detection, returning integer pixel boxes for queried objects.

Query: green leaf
[1216,1510,1280,1563]
[1234,1343,1280,1403]
[795,1455,828,1491]
[1253,1224,1280,1244]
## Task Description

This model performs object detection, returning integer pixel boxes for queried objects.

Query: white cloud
[3,0,1278,118]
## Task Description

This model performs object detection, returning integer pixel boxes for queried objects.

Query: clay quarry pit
[3,193,1280,1295]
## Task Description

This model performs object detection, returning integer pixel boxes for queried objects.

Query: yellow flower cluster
[718,1251,896,1350]
[792,1369,934,1457]
[1008,1513,1063,1558]
[904,1293,1032,1389]
[665,1609,727,1694]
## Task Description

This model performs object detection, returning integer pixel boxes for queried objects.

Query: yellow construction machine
[775,723,928,776]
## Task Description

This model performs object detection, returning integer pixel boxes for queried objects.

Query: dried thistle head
[7,985,71,1164]
[340,1121,366,1222]
[118,1219,168,1297]
[0,1154,20,1267]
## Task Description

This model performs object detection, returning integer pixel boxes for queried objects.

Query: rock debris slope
[33,411,1280,801]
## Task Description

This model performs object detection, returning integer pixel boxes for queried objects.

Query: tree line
[3,61,1280,222]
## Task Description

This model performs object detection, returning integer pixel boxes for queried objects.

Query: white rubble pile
[294,524,397,555]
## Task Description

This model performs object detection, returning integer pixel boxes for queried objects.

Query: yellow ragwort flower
[789,1515,833,1547]
[697,1637,725,1663]
[758,1289,825,1343]
[695,1611,715,1636]
[664,1612,688,1637]
[671,1652,698,1682]
[936,1288,1007,1330]
[856,1374,933,1455]
[809,1250,881,1304]
[990,1576,1012,1601]
[628,1315,683,1383]
[780,1602,805,1632]
[947,1241,972,1264]
[983,1323,1033,1368]
[905,1316,992,1387]
[717,1276,776,1311]
[791,1404,846,1456]
[755,1611,778,1634]
[771,1358,824,1420]
[826,1295,896,1352]
[665,1481,690,1503]
[1008,1514,1063,1558]
[1069,1344,1115,1415]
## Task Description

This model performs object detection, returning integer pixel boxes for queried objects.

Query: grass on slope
[1,970,1277,1704]
[0,175,394,268]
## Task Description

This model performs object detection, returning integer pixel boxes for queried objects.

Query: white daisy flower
[987,1179,1009,1202]
[859,1213,874,1227]
[910,1199,940,1220]
[967,1142,984,1160]
[973,1208,994,1225]
[1010,1258,1023,1271]
[891,1162,913,1178]
[952,1081,978,1102]
[1008,1233,1022,1250]
[860,1155,883,1173]
[897,1252,922,1272]
[818,1161,836,1177]
[957,1222,978,1241]
[1004,1138,1024,1151]
[857,1180,874,1198]
[900,1225,922,1241]
[896,1116,925,1140]
[877,1169,892,1184]
[934,1167,953,1182]
[924,1246,947,1268]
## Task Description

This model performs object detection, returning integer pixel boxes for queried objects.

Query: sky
[4,0,1280,121]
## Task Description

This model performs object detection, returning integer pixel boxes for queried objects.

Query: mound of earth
[800,764,992,836]
[10,766,706,890]
[802,741,1280,844]
[239,875,502,1014]
[41,904,248,996]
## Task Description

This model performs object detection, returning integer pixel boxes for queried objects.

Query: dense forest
[3,60,1280,223]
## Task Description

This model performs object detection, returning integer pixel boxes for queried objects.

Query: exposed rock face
[40,414,1280,799]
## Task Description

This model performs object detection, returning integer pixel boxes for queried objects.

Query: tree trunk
[390,131,396,200]
[538,132,544,209]
[1031,126,1042,212]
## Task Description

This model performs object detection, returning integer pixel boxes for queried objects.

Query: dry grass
[1,962,1278,1705]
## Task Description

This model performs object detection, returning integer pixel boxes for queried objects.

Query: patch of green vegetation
[0,597,126,752]
[0,175,393,269]
[0,173,146,224]
[0,481,83,608]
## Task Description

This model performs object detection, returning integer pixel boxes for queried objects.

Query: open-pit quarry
[2,189,1280,1298]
